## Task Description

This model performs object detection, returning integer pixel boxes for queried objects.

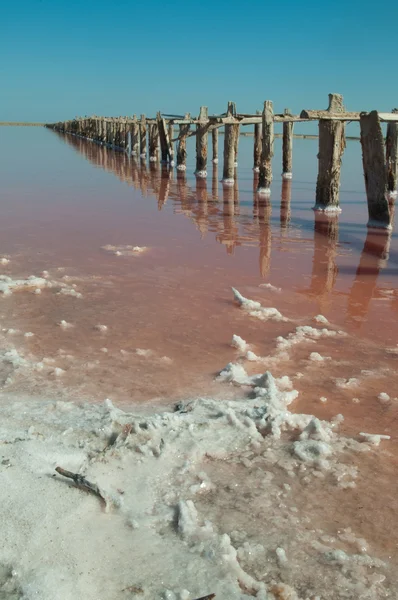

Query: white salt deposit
[232,287,286,322]
[24,332,34,338]
[59,287,83,298]
[102,244,148,257]
[0,360,393,599]
[276,325,340,353]
[231,334,248,352]
[378,392,390,404]
[309,352,331,363]
[94,324,108,332]
[359,432,391,446]
[136,348,153,357]
[336,377,359,389]
[259,282,282,293]
[59,320,73,329]
[0,257,10,265]
[53,367,65,377]
[314,314,329,324]
[0,275,50,296]
[320,396,328,403]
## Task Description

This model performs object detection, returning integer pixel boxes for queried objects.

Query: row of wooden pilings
[47,93,398,229]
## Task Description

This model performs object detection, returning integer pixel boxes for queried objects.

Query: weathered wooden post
[131,116,139,155]
[176,113,190,171]
[212,127,219,164]
[313,94,346,212]
[114,120,120,148]
[140,115,147,158]
[282,108,294,179]
[148,122,159,161]
[157,112,174,163]
[223,102,238,184]
[386,108,398,199]
[234,123,240,167]
[360,110,391,228]
[195,106,208,177]
[253,110,262,172]
[167,122,175,165]
[257,101,274,195]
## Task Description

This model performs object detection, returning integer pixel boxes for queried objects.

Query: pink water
[1,126,398,575]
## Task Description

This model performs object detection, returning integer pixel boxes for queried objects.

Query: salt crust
[101,245,148,257]
[0,366,390,600]
[0,274,82,298]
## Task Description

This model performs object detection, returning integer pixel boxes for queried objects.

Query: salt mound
[102,244,148,257]
[231,334,248,352]
[232,287,286,322]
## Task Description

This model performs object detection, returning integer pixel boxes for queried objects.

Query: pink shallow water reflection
[0,128,397,428]
[1,127,398,592]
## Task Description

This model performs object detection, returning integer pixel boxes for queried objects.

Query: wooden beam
[360,110,391,228]
[257,101,274,195]
[386,108,398,197]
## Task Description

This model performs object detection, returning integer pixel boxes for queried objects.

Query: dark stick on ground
[55,466,105,502]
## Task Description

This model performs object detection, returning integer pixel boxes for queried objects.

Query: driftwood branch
[55,466,105,502]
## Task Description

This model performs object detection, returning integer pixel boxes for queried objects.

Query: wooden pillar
[195,106,208,177]
[253,110,262,172]
[233,124,240,167]
[157,112,174,163]
[223,102,237,183]
[282,108,294,179]
[176,113,190,171]
[148,122,159,161]
[168,122,175,165]
[360,110,391,228]
[257,100,274,195]
[212,127,219,164]
[386,108,398,198]
[139,115,147,158]
[131,116,139,155]
[315,94,346,212]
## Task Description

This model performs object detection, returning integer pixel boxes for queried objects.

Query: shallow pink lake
[1,125,398,574]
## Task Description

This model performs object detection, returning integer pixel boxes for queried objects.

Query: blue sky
[2,0,398,122]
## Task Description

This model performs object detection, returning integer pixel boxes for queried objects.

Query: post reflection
[280,179,292,232]
[59,134,395,329]
[347,226,393,329]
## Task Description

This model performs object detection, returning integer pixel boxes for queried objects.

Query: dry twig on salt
[193,595,215,600]
[55,466,105,502]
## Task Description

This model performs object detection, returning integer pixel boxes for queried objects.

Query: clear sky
[2,0,398,122]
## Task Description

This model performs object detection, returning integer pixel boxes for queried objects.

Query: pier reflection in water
[61,132,397,344]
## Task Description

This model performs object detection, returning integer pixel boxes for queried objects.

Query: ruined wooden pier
[47,94,398,229]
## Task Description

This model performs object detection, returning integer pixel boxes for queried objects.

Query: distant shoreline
[0,122,45,126]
